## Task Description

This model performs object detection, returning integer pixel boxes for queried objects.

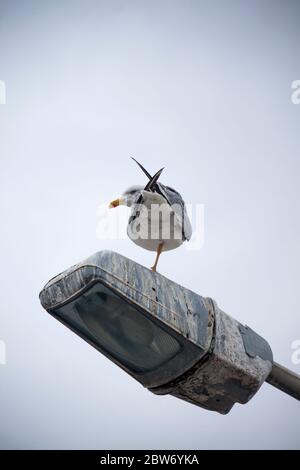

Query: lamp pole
[266,362,300,401]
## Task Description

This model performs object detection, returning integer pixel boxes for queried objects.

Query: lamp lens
[53,283,181,373]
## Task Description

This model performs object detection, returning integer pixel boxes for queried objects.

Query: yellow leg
[151,242,164,272]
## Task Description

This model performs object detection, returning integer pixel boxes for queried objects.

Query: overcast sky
[0,0,299,449]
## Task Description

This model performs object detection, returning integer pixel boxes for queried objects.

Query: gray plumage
[156,183,192,242]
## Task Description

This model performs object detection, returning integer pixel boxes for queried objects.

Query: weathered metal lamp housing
[39,250,273,414]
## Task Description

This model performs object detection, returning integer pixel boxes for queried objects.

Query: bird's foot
[151,242,163,273]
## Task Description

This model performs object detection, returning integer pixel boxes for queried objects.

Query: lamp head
[39,250,273,413]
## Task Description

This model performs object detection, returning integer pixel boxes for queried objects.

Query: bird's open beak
[109,198,123,208]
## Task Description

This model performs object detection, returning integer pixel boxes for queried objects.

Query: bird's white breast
[127,191,184,252]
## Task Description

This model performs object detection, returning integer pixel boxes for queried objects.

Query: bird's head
[109,158,165,209]
[109,185,143,209]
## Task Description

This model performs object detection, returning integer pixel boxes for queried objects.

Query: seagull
[109,158,192,272]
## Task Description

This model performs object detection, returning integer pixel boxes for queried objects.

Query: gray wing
[158,183,192,241]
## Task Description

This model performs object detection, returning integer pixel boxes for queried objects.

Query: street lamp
[39,250,300,414]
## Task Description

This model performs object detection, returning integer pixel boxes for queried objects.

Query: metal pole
[266,362,300,401]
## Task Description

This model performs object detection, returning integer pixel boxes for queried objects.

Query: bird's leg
[151,242,164,272]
